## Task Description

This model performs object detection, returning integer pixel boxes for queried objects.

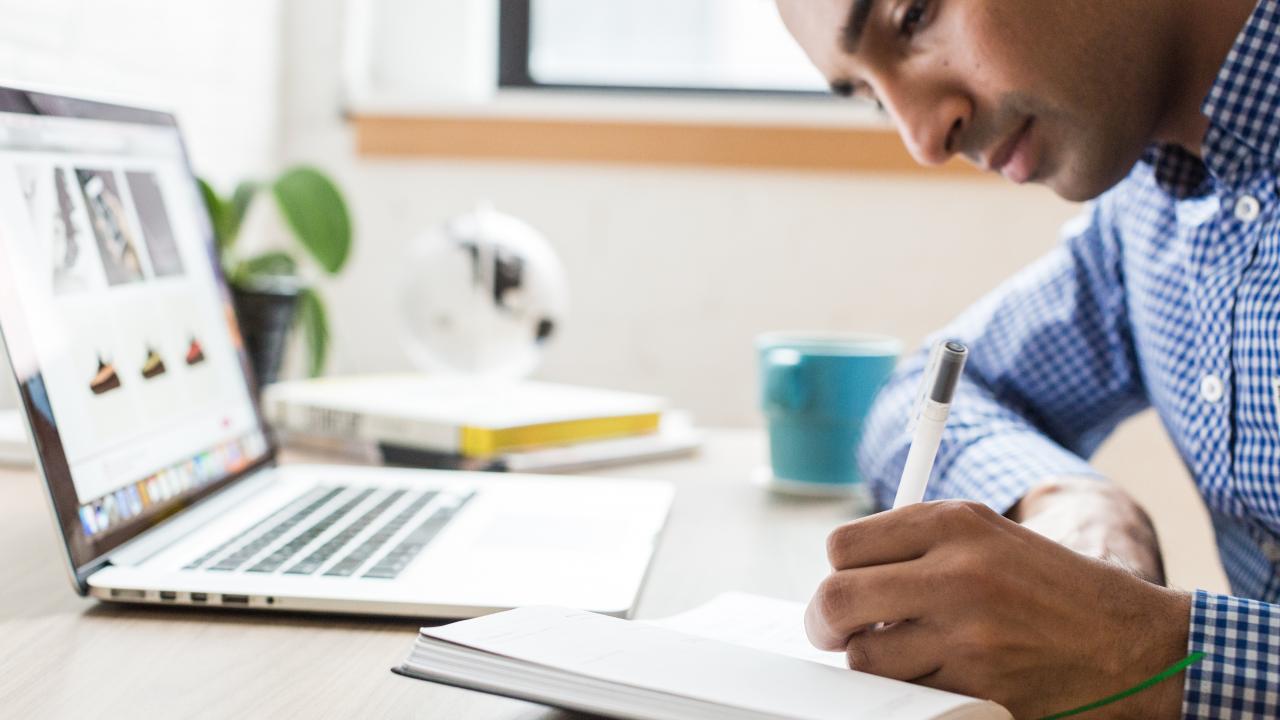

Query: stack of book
[262,374,700,472]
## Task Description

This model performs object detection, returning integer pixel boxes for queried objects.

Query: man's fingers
[910,666,977,704]
[804,562,931,650]
[844,620,945,682]
[826,501,1000,570]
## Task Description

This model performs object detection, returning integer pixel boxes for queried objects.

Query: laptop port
[159,591,177,601]
[190,592,208,603]
[221,594,250,605]
[110,588,146,600]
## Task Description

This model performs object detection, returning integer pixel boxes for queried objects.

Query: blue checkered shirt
[859,1,1280,716]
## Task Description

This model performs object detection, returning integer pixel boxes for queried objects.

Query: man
[776,0,1278,717]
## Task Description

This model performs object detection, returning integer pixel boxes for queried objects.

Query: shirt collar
[1200,0,1280,183]
[1144,0,1280,197]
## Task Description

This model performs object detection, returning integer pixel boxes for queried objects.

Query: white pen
[892,341,969,508]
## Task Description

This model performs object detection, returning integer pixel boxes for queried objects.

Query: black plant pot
[232,279,302,392]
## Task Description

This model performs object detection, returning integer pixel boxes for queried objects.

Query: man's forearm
[1009,476,1166,585]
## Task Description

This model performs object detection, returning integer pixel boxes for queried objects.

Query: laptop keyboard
[183,487,341,571]
[184,485,474,580]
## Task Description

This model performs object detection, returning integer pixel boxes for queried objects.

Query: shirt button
[1200,373,1225,403]
[1234,194,1261,222]
[1262,536,1280,565]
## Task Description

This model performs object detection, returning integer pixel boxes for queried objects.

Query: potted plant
[198,166,352,387]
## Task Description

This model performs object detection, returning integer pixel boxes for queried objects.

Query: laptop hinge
[75,556,112,593]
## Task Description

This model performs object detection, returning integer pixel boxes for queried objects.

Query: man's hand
[807,501,1191,719]
[1011,477,1166,585]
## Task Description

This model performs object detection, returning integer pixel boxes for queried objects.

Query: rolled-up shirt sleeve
[858,196,1149,512]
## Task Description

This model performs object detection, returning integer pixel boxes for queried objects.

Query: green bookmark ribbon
[1035,651,1206,720]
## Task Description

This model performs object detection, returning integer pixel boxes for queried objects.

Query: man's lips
[985,117,1037,183]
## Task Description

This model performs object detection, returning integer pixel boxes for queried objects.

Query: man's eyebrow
[840,0,877,54]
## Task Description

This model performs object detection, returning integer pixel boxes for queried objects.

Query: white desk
[0,430,858,719]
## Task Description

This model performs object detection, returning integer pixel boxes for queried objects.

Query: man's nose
[887,89,971,167]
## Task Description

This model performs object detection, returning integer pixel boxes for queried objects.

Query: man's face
[777,0,1172,201]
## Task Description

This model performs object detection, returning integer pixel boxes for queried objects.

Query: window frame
[496,0,825,96]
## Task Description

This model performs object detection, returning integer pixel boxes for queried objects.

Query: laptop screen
[0,88,271,581]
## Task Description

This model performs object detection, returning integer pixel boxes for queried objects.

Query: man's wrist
[1130,588,1192,719]
[1078,584,1191,719]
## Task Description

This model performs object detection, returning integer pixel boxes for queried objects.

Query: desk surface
[0,430,860,719]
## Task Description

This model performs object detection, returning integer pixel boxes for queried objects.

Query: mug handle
[763,349,808,412]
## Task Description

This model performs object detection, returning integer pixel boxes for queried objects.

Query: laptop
[0,85,674,618]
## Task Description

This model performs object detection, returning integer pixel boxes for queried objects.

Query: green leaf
[228,180,260,244]
[295,287,329,377]
[197,178,233,250]
[272,167,351,274]
[238,251,298,278]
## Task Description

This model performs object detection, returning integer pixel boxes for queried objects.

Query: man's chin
[1042,169,1125,202]
[1042,152,1144,202]
[1045,177,1109,202]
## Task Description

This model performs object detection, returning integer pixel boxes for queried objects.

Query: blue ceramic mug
[757,333,901,496]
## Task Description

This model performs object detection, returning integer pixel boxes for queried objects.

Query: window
[499,0,827,94]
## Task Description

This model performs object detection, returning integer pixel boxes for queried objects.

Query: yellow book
[459,413,661,457]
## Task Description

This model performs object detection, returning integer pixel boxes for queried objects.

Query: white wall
[319,162,1081,425]
[0,0,283,189]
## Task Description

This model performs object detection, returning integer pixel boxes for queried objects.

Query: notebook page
[424,606,1009,720]
[644,592,847,669]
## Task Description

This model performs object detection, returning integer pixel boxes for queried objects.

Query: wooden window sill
[350,92,982,176]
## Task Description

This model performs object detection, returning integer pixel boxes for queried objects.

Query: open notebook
[393,592,1011,720]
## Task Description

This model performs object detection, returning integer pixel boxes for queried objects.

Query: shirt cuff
[926,430,1103,514]
[1184,589,1280,718]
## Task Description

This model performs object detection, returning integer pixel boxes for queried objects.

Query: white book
[394,592,1010,720]
[263,375,667,458]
